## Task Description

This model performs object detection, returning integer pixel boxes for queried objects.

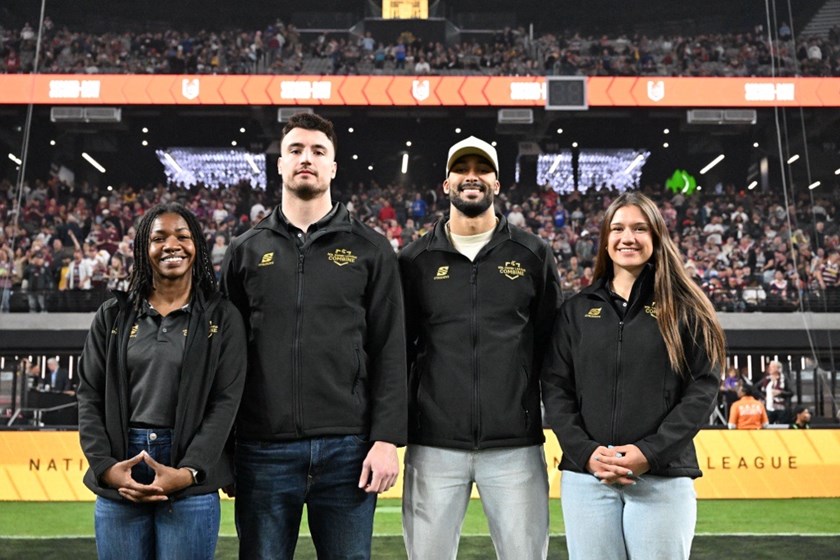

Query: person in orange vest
[728,383,769,430]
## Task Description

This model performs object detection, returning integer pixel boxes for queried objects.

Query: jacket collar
[257,202,352,238]
[425,212,511,256]
[584,262,655,308]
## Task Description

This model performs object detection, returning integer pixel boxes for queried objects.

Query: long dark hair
[593,192,726,374]
[128,202,216,311]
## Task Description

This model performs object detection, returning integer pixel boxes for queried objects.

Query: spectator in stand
[728,383,769,430]
[790,406,811,429]
[757,360,792,424]
[720,366,741,417]
[815,249,840,311]
[22,251,52,312]
[0,246,12,312]
[66,248,93,290]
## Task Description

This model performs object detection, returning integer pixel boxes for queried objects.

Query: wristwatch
[185,467,199,485]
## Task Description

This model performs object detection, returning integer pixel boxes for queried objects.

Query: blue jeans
[560,470,696,560]
[402,445,549,560]
[94,428,221,560]
[235,435,377,560]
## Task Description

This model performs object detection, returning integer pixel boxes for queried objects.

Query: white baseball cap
[446,136,499,177]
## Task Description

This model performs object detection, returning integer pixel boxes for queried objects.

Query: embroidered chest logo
[208,321,219,338]
[584,307,602,319]
[328,248,357,267]
[434,266,450,280]
[129,324,139,337]
[258,252,275,267]
[645,301,658,318]
[498,261,526,280]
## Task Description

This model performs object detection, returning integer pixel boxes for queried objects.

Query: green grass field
[1,499,838,559]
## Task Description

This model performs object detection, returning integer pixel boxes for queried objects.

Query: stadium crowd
[1,173,838,313]
[2,17,840,77]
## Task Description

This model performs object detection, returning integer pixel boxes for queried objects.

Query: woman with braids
[542,192,726,560]
[77,203,246,560]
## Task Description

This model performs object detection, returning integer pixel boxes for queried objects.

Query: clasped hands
[587,444,650,486]
[102,450,193,503]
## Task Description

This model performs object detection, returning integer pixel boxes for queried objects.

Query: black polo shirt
[278,204,340,247]
[126,300,191,428]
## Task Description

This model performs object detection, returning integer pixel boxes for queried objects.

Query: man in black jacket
[222,112,406,560]
[399,136,561,559]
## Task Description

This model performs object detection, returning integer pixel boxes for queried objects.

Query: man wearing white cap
[398,136,561,559]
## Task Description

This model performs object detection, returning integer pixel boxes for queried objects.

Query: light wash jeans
[561,470,696,560]
[94,428,221,560]
[402,444,549,560]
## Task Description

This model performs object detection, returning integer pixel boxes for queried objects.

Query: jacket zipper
[610,319,624,442]
[293,251,305,436]
[470,263,480,447]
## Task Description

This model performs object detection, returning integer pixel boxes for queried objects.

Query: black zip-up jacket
[221,203,407,444]
[77,290,246,500]
[399,214,561,450]
[541,266,719,478]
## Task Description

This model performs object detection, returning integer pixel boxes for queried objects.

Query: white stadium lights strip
[808,181,821,190]
[699,154,725,175]
[834,168,840,175]
[401,153,409,174]
[787,154,800,164]
[747,180,758,190]
[82,152,106,173]
[8,153,22,165]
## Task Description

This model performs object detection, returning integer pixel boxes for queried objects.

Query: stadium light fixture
[699,154,725,175]
[834,168,840,175]
[571,141,579,148]
[753,142,759,148]
[8,153,22,165]
[747,180,758,190]
[663,142,669,148]
[239,127,246,133]
[491,141,497,147]
[142,140,149,147]
[556,128,563,134]
[245,153,260,174]
[348,127,354,133]
[455,128,462,134]
[623,153,645,175]
[547,154,562,175]
[401,153,409,174]
[163,152,184,173]
[142,127,149,133]
[231,140,237,146]
[808,181,821,190]
[82,152,106,173]
[352,154,359,160]
[49,140,56,146]
[367,165,374,171]
[405,141,412,147]
[663,128,670,134]
[787,154,799,164]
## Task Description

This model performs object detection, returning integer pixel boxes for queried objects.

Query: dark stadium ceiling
[3,105,840,194]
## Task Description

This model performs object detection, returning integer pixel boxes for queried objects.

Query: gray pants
[402,444,549,560]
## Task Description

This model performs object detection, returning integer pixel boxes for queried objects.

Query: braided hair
[128,202,217,311]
